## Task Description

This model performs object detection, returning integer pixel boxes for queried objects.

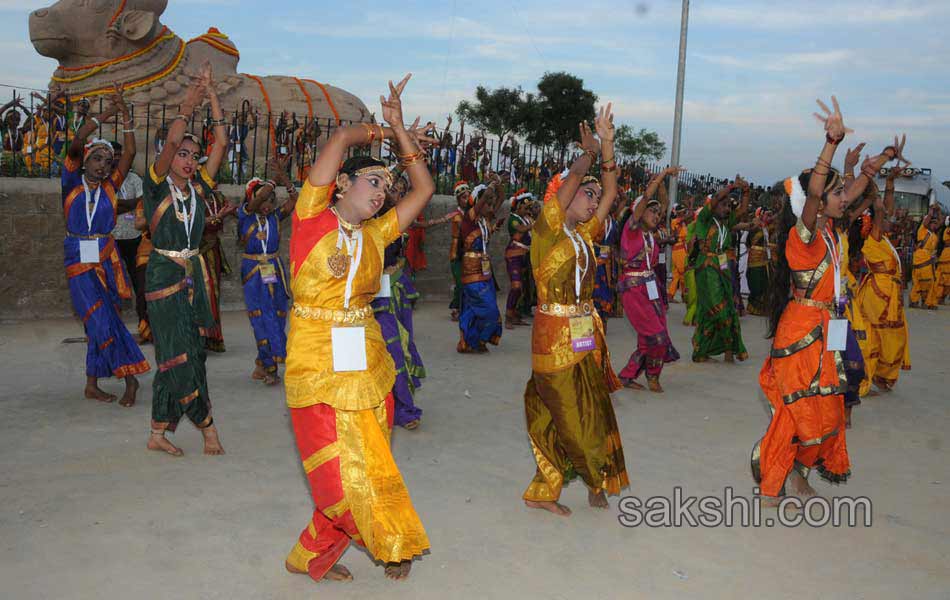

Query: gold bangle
[362,123,375,144]
[401,157,425,168]
[602,164,618,173]
[376,124,385,142]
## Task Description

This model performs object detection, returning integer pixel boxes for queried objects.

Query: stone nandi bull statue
[28,0,372,175]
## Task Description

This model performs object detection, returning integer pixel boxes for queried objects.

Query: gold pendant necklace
[327,206,360,278]
[327,246,350,279]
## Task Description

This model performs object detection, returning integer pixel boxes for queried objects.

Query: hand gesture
[813,95,853,141]
[577,121,600,155]
[407,117,439,148]
[594,103,614,142]
[666,165,686,178]
[108,81,129,118]
[887,134,910,165]
[182,73,207,111]
[844,142,866,172]
[267,156,290,184]
[218,201,238,219]
[885,165,903,181]
[379,73,412,130]
[734,174,749,189]
[197,62,214,91]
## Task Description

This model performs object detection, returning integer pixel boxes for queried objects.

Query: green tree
[615,125,667,164]
[529,72,597,158]
[455,86,527,139]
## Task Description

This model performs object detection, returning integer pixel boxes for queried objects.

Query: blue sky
[3,0,949,193]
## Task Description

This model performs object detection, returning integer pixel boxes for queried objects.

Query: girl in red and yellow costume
[752,97,905,500]
[283,75,434,582]
[523,106,627,517]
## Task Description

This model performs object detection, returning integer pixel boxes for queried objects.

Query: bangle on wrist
[174,114,190,123]
[90,116,101,127]
[362,123,375,144]
[377,124,385,142]
[122,128,135,134]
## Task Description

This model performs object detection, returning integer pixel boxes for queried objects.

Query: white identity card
[79,239,100,263]
[826,319,848,352]
[646,279,660,301]
[331,327,368,372]
[375,273,392,298]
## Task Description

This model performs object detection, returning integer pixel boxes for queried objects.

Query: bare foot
[385,560,412,580]
[647,377,664,393]
[588,489,609,509]
[119,376,138,407]
[264,373,281,386]
[786,469,817,498]
[84,383,116,403]
[147,432,183,457]
[201,424,225,455]
[403,419,420,430]
[450,310,460,322]
[252,365,266,381]
[285,560,353,582]
[845,406,853,429]
[621,377,645,390]
[724,351,735,363]
[505,320,515,330]
[760,495,784,508]
[525,499,572,516]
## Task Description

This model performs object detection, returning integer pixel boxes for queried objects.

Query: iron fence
[0,83,765,203]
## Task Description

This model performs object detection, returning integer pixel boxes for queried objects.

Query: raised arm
[842,142,866,182]
[883,166,899,217]
[154,73,206,179]
[734,175,751,217]
[870,184,885,241]
[594,102,617,223]
[269,156,298,218]
[844,180,876,226]
[556,121,600,213]
[379,75,438,232]
[110,84,136,181]
[67,99,119,161]
[201,66,228,180]
[803,96,851,230]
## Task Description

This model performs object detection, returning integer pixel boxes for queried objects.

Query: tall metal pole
[667,0,690,223]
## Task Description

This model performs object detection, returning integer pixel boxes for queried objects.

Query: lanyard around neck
[562,225,590,304]
[712,217,726,252]
[644,231,655,270]
[478,218,490,249]
[337,224,363,309]
[167,177,196,248]
[82,176,102,232]
[821,226,842,311]
[257,215,269,254]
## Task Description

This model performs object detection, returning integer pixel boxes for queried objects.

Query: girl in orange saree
[752,96,905,500]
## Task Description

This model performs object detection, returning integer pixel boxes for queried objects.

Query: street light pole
[667,0,690,222]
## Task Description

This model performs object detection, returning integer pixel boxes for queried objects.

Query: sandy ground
[1,300,948,600]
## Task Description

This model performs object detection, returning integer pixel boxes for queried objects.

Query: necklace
[330,206,362,232]
[327,207,362,279]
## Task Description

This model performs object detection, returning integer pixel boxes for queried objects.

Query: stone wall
[0,177,511,320]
